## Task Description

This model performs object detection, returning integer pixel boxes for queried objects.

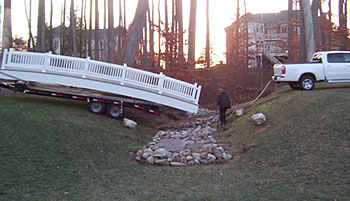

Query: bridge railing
[1,49,201,104]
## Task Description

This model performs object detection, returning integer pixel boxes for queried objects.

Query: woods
[2,0,350,72]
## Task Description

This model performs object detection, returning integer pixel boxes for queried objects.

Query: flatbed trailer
[0,81,161,118]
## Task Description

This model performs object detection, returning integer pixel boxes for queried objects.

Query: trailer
[0,49,202,118]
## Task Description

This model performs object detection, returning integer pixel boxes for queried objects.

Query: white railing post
[42,51,52,73]
[158,72,165,94]
[191,83,198,100]
[8,48,13,66]
[121,63,127,85]
[83,57,90,78]
[1,49,8,69]
[195,85,202,104]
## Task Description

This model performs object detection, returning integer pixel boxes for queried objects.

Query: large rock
[154,148,167,158]
[123,118,137,128]
[207,154,216,163]
[236,108,244,117]
[251,113,267,125]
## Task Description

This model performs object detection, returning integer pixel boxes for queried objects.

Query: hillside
[0,82,349,200]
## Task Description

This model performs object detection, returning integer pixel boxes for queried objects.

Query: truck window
[343,53,350,62]
[327,53,345,63]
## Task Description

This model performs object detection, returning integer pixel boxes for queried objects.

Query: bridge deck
[0,49,201,113]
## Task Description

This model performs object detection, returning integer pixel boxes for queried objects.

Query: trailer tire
[88,101,106,114]
[106,104,122,119]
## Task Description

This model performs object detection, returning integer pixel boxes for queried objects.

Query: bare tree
[339,0,348,50]
[301,0,316,61]
[107,0,115,63]
[312,0,320,50]
[37,0,46,52]
[69,0,77,56]
[205,0,210,67]
[122,0,149,66]
[103,0,108,61]
[24,0,35,51]
[2,0,12,55]
[95,0,100,60]
[48,0,53,52]
[188,0,197,69]
[288,0,294,62]
[176,0,184,62]
[61,0,67,55]
[88,0,92,57]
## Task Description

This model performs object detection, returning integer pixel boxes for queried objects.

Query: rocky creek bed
[135,109,233,166]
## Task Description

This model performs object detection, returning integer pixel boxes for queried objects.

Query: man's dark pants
[219,107,227,126]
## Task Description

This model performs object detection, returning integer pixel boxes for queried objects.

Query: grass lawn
[0,83,349,200]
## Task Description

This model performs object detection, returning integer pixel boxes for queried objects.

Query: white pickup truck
[272,51,350,90]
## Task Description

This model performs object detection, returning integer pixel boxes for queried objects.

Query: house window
[268,30,277,39]
[248,24,255,33]
[281,25,288,33]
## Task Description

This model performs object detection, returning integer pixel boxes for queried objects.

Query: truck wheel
[106,104,122,119]
[288,82,300,90]
[88,101,106,114]
[298,75,315,90]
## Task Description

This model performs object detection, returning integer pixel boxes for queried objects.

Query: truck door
[343,53,350,79]
[325,53,347,80]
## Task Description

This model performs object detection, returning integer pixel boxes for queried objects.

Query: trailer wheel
[88,101,106,114]
[106,104,122,119]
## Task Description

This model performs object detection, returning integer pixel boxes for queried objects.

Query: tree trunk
[122,0,149,66]
[107,0,115,63]
[95,0,100,60]
[205,0,210,68]
[49,0,53,52]
[339,0,348,50]
[312,0,320,50]
[2,0,12,55]
[24,0,35,51]
[103,0,108,61]
[188,0,197,69]
[288,0,294,62]
[37,0,46,53]
[117,0,123,63]
[61,0,66,55]
[176,0,184,62]
[70,0,77,56]
[88,0,92,57]
[301,0,316,62]
[143,14,148,70]
[148,0,155,68]
[164,0,170,69]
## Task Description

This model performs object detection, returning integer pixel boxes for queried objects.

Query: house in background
[50,25,127,61]
[225,10,300,67]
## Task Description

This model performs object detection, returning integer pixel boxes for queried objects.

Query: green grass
[0,83,349,200]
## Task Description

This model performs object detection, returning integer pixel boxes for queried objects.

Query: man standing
[217,88,231,126]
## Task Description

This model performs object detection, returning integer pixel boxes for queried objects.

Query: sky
[5,0,290,64]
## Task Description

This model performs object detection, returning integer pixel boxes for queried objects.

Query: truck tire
[88,101,106,114]
[288,82,300,90]
[106,104,122,119]
[298,75,315,90]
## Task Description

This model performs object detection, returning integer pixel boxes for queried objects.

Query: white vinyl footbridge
[0,49,201,113]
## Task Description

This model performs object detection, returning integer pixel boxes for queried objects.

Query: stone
[236,108,244,117]
[142,149,153,159]
[207,154,216,163]
[213,150,222,160]
[200,152,208,159]
[194,159,200,164]
[135,156,141,161]
[146,156,154,164]
[136,150,143,156]
[186,156,193,161]
[201,144,212,153]
[187,160,195,165]
[155,138,185,152]
[192,153,201,161]
[154,159,169,166]
[123,118,137,129]
[170,162,186,166]
[252,113,267,125]
[223,153,233,160]
[154,148,167,158]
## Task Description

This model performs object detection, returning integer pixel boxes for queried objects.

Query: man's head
[218,88,223,92]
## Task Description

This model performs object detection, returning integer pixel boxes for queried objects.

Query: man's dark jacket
[217,91,231,109]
